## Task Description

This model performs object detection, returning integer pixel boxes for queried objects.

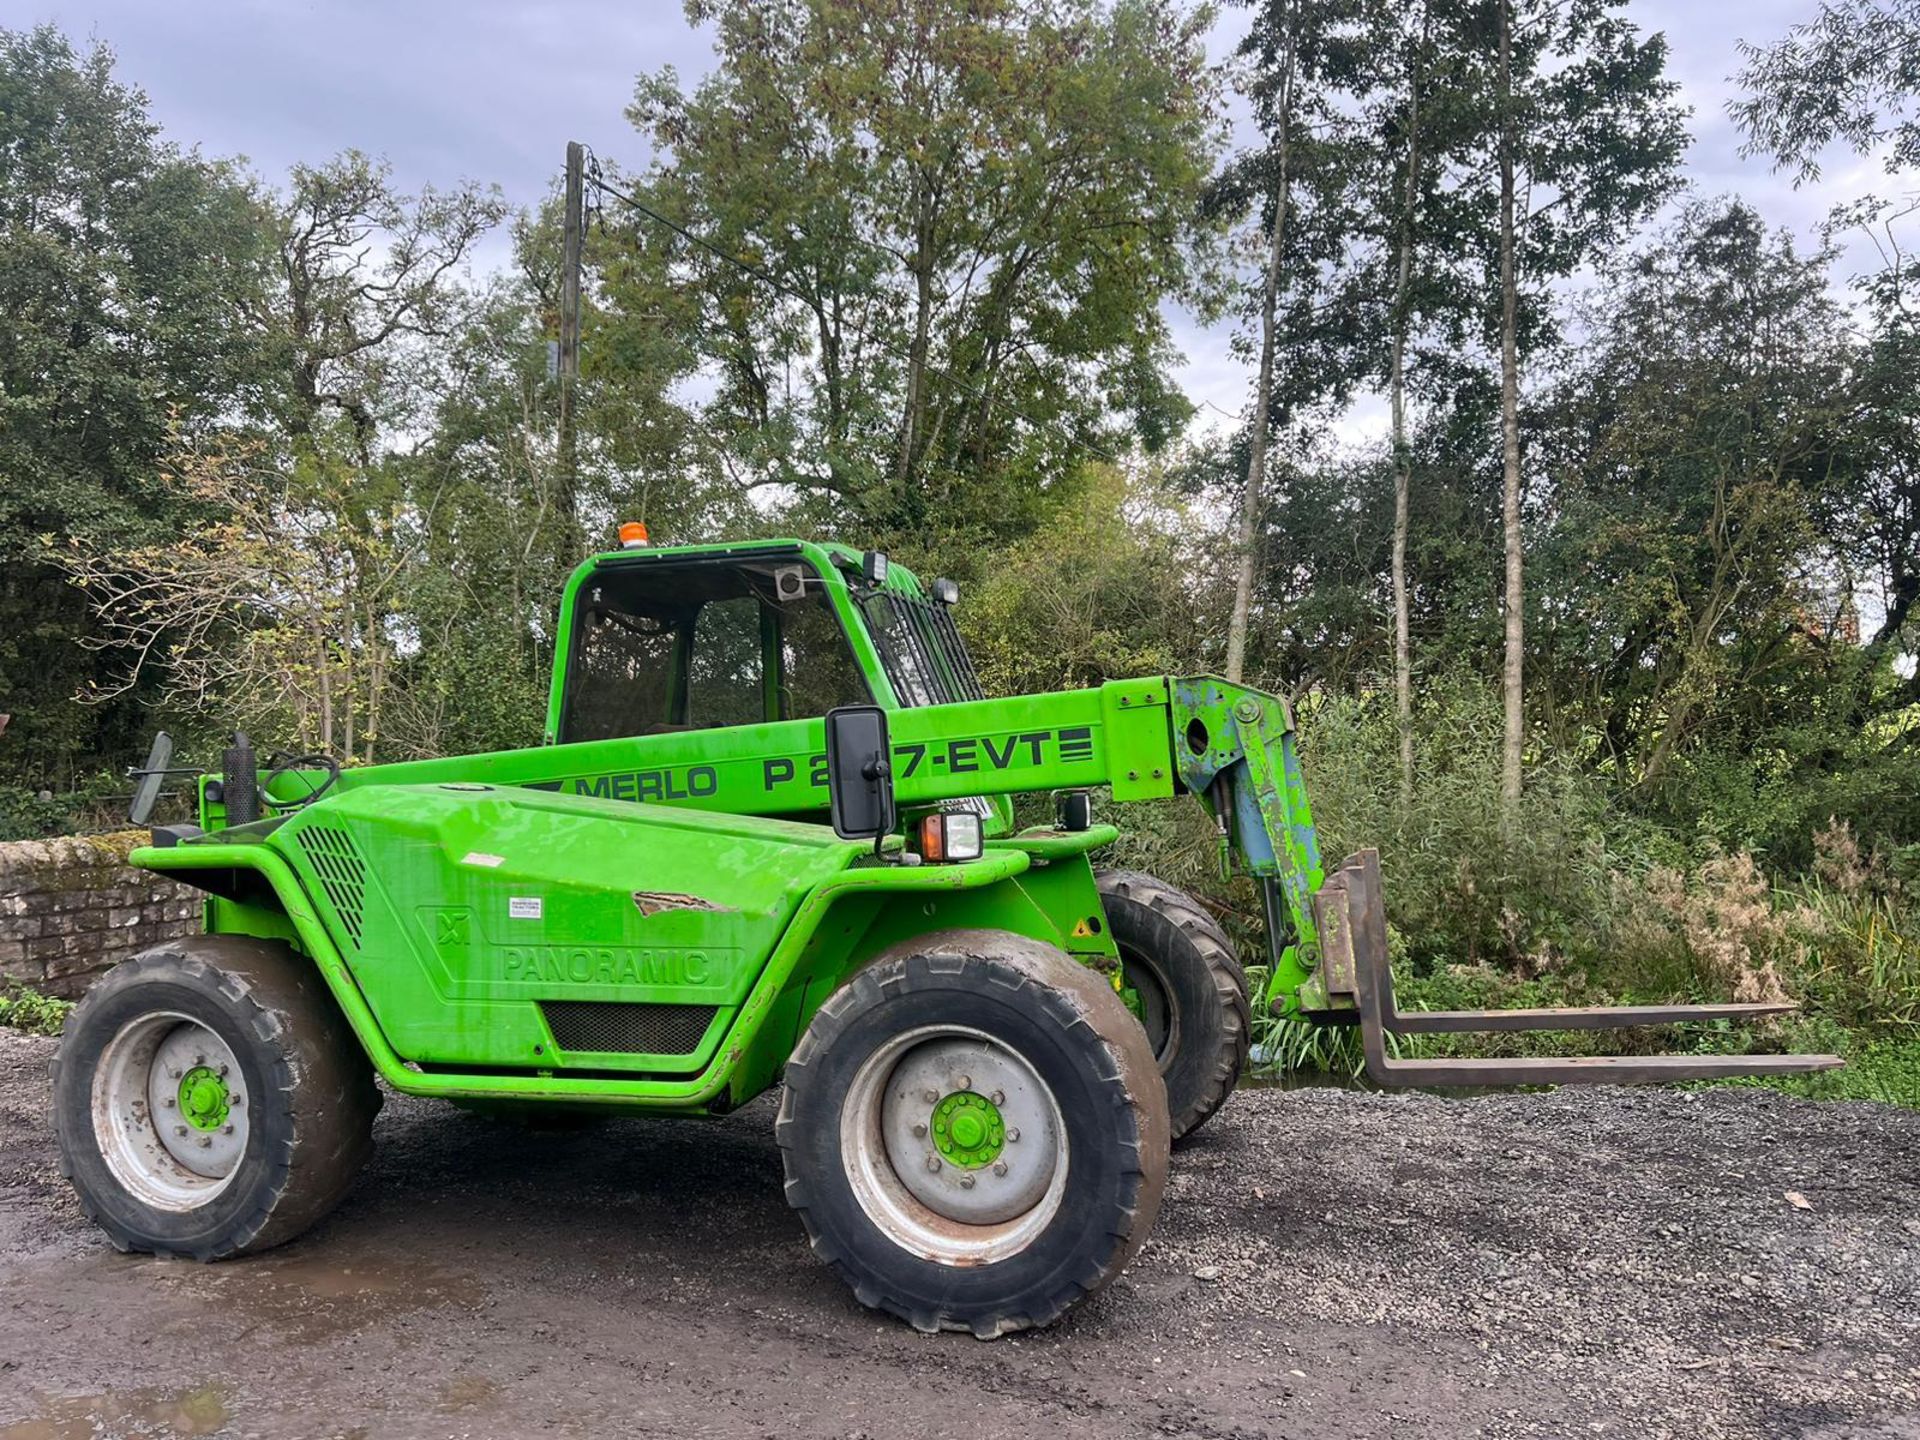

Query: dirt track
[2,1029,1918,1439]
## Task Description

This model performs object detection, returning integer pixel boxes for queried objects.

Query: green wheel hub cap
[178,1066,231,1132]
[930,1089,1005,1168]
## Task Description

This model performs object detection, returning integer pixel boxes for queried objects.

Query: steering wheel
[259,752,343,811]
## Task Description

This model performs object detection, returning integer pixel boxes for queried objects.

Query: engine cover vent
[298,825,367,948]
[540,1001,717,1056]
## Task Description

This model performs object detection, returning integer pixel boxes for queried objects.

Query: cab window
[561,557,868,743]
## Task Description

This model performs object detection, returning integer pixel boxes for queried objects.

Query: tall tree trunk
[1225,23,1297,684]
[1389,11,1427,804]
[1496,0,1525,812]
[894,206,936,489]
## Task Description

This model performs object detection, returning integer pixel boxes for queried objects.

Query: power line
[577,148,1126,469]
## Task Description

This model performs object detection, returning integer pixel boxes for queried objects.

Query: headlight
[916,811,983,862]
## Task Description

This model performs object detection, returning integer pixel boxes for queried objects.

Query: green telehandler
[55,534,1839,1337]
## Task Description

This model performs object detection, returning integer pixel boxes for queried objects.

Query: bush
[1301,673,1654,976]
[0,785,76,842]
[0,987,72,1037]
[1107,674,1920,1095]
[0,772,158,841]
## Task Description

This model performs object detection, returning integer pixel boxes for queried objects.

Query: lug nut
[198,1137,212,1149]
[911,1122,927,1138]
[991,1090,1005,1105]
[174,1125,188,1137]
[162,1097,175,1109]
[1008,1128,1021,1143]
[167,1067,182,1080]
[957,1075,971,1091]
[194,1054,206,1066]
[230,1096,242,1108]
[222,1125,235,1136]
[993,1161,1008,1177]
[959,1175,976,1190]
[922,1088,939,1104]
[218,1065,229,1077]
[925,1156,942,1173]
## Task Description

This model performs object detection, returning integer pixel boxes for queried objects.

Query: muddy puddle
[127,1248,484,1344]
[0,1383,231,1440]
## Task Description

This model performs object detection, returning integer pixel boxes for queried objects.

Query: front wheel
[52,935,379,1261]
[1097,870,1250,1141]
[776,930,1169,1338]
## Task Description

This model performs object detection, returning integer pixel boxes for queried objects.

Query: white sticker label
[461,851,506,868]
[508,897,543,920]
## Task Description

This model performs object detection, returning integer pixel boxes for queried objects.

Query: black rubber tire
[776,929,1170,1338]
[1096,869,1250,1142]
[52,935,380,1261]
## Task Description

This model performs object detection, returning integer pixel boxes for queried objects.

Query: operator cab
[558,548,870,742]
[553,540,982,741]
[551,538,1002,826]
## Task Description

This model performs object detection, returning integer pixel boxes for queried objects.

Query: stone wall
[0,832,201,998]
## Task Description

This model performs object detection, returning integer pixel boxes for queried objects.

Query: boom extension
[272,673,1839,1087]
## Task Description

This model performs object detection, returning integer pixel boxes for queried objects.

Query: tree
[602,0,1218,547]
[55,155,510,764]
[1469,0,1685,810]
[60,430,413,759]
[1735,0,1920,690]
[1356,0,1490,795]
[1208,0,1381,683]
[1732,0,1920,187]
[1535,201,1850,794]
[0,26,269,783]
[266,153,505,460]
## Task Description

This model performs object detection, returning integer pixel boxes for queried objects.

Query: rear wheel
[52,935,379,1261]
[777,930,1169,1338]
[1097,869,1250,1141]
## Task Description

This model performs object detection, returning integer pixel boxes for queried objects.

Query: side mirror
[824,705,896,842]
[128,731,174,824]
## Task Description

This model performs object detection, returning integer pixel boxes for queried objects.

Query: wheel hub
[931,1089,1004,1167]
[179,1066,230,1131]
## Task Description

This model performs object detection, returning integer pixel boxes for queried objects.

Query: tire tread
[1097,869,1250,1140]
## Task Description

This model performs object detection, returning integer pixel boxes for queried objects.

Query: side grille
[298,825,367,948]
[541,1001,717,1056]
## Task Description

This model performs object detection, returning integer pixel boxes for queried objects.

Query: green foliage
[0,786,75,842]
[1303,673,1645,971]
[1731,1034,1920,1109]
[0,25,271,784]
[958,465,1211,695]
[604,0,1220,543]
[1732,0,1920,184]
[0,987,72,1037]
[0,773,157,841]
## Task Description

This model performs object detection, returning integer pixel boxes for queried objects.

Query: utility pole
[558,139,584,526]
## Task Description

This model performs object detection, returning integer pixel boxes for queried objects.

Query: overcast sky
[25,0,1872,441]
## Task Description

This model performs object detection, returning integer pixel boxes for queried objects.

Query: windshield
[853,588,985,709]
[854,584,1000,826]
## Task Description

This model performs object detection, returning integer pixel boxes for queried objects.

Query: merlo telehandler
[53,534,1839,1337]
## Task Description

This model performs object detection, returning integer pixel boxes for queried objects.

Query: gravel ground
[2,1028,1917,1439]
